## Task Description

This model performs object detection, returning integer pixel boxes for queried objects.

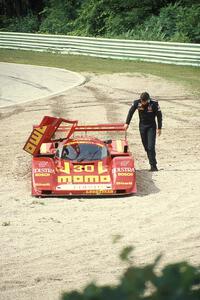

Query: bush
[61,247,200,300]
[1,13,39,33]
[122,15,167,41]
[105,9,150,37]
[73,0,154,37]
[118,3,200,43]
[72,0,109,36]
[157,3,200,43]
[175,4,200,43]
[39,0,81,34]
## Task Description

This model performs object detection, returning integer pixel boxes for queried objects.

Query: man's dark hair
[140,92,150,101]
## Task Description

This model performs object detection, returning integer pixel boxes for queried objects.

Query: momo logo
[57,175,111,184]
[24,126,47,155]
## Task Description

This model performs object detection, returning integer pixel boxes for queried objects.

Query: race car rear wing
[23,116,126,156]
[58,123,126,132]
[23,116,77,156]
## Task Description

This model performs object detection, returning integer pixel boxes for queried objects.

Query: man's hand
[157,129,162,136]
[124,124,129,131]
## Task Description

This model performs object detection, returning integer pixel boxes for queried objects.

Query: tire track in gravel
[84,85,122,123]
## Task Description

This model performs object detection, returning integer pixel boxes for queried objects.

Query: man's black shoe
[149,166,158,172]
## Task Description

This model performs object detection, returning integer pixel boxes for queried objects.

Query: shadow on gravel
[136,169,160,197]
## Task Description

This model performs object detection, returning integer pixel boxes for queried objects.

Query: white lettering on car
[33,168,55,174]
[112,167,135,173]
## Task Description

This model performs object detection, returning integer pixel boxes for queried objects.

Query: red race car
[23,116,136,196]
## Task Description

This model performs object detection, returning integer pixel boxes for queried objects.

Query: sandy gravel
[0,71,200,300]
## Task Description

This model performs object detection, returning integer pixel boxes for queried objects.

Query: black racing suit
[125,99,162,168]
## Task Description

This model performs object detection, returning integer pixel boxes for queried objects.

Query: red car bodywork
[23,116,136,196]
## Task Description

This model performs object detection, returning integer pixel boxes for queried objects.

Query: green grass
[1,49,200,94]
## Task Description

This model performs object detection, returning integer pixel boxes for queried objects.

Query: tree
[61,247,200,300]
[39,0,83,34]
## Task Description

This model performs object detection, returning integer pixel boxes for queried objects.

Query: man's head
[140,92,150,106]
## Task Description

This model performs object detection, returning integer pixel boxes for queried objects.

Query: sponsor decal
[86,190,113,194]
[38,161,49,167]
[56,183,112,191]
[112,167,135,173]
[35,173,50,177]
[57,175,111,183]
[24,126,47,155]
[118,172,133,176]
[116,181,133,185]
[33,168,55,174]
[120,160,130,167]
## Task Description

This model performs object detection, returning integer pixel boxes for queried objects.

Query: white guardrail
[0,31,200,66]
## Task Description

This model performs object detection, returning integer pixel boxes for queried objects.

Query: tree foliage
[61,247,200,300]
[124,3,200,42]
[0,0,200,42]
[1,13,39,33]
[0,0,44,17]
[39,0,82,34]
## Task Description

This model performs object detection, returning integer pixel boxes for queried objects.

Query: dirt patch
[0,73,200,300]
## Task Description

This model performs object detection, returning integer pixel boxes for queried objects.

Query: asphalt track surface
[0,62,85,108]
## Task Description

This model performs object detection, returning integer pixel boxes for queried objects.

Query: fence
[0,31,200,66]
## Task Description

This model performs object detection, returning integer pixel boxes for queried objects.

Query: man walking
[124,92,162,171]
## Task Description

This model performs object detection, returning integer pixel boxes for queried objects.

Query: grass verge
[0,49,200,94]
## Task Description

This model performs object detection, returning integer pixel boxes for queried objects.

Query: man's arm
[155,102,162,136]
[125,101,138,128]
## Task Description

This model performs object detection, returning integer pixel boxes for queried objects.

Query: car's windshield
[61,143,108,161]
